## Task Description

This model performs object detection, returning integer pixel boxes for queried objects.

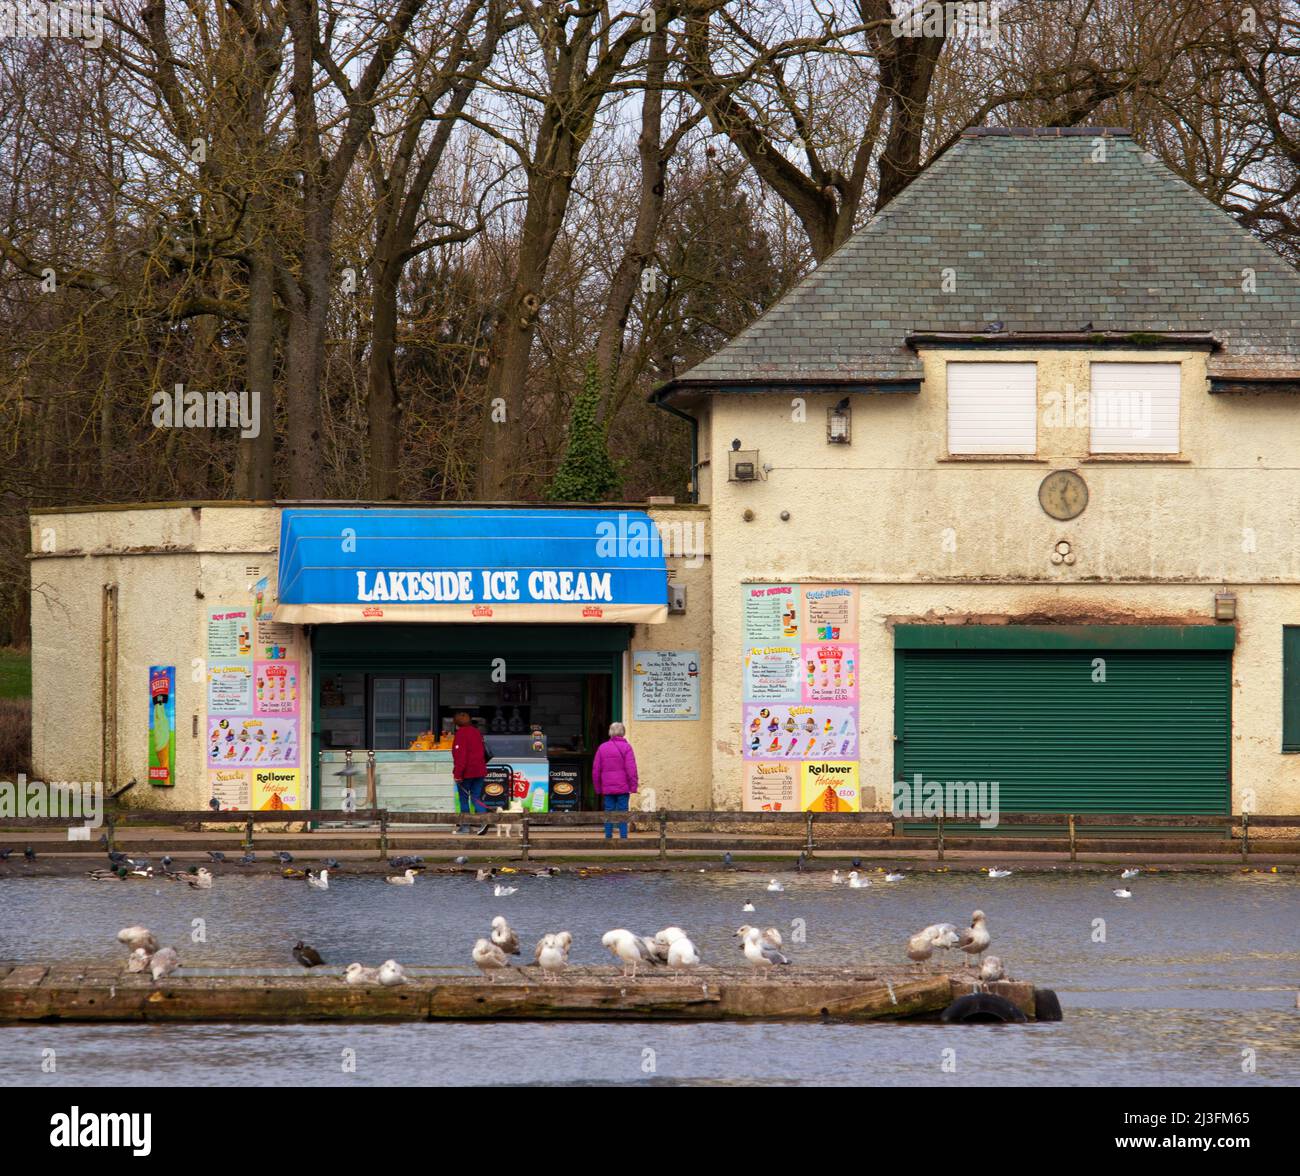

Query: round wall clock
[1038,470,1088,521]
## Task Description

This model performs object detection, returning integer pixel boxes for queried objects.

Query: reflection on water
[1,870,1296,1086]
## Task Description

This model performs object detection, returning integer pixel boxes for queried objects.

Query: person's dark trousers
[456,777,487,832]
[602,792,629,839]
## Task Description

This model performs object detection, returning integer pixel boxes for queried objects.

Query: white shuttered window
[1090,362,1180,453]
[946,362,1038,455]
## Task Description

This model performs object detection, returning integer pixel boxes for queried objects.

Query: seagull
[493,883,518,897]
[907,930,936,968]
[980,955,1005,982]
[377,960,407,986]
[848,871,869,888]
[491,916,521,956]
[884,870,905,882]
[307,869,329,890]
[652,927,688,959]
[185,868,213,889]
[924,923,961,955]
[766,879,785,892]
[117,926,158,954]
[473,938,511,981]
[987,868,1012,879]
[735,925,783,950]
[149,947,179,981]
[830,869,843,884]
[742,901,755,912]
[344,963,379,986]
[957,911,990,968]
[1120,868,1140,880]
[740,925,790,974]
[207,851,226,863]
[125,947,152,973]
[667,936,701,979]
[293,941,325,967]
[386,869,417,885]
[1113,888,1133,899]
[601,929,660,978]
[535,934,568,981]
[475,868,497,882]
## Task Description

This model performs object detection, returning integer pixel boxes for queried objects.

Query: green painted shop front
[893,625,1235,821]
[310,624,628,809]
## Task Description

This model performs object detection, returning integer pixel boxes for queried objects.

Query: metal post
[1068,814,1077,863]
[520,817,530,861]
[936,812,945,862]
[244,815,254,851]
[378,809,388,860]
[658,811,668,861]
[1240,812,1249,862]
[805,811,814,857]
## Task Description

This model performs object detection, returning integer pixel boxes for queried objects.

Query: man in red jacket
[452,711,489,835]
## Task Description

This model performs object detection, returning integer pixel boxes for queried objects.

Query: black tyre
[1033,988,1064,1022]
[939,993,1028,1024]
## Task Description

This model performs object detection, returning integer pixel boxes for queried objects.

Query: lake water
[1,868,1296,1086]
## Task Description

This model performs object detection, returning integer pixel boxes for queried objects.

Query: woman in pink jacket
[591,722,638,839]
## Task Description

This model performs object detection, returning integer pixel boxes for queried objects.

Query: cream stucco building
[28,127,1300,817]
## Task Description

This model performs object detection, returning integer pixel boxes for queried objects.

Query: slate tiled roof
[659,127,1300,396]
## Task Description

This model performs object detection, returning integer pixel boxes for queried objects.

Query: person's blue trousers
[456,777,486,815]
[602,792,629,839]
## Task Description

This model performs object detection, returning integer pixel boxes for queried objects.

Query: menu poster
[742,584,799,643]
[254,576,272,621]
[255,660,300,715]
[208,662,254,715]
[743,644,801,702]
[743,761,798,811]
[207,608,252,659]
[208,715,299,768]
[632,650,701,720]
[803,584,858,641]
[801,761,860,812]
[743,703,857,761]
[802,642,858,703]
[209,767,251,811]
[252,767,301,810]
[254,617,296,661]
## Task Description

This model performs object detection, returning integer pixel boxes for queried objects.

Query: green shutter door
[895,648,1230,813]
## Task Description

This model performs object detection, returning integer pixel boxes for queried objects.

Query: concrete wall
[705,348,1300,812]
[28,505,280,810]
[28,503,711,811]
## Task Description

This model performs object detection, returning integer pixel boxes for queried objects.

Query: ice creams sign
[353,569,614,604]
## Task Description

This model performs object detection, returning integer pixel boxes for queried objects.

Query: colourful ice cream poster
[209,768,251,811]
[252,767,301,811]
[148,666,176,787]
[743,761,798,812]
[743,703,858,760]
[208,661,254,715]
[743,644,801,702]
[803,584,858,641]
[254,660,300,716]
[801,761,860,812]
[208,715,299,768]
[801,642,858,703]
[742,584,799,643]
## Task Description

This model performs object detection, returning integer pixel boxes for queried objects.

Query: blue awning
[275,507,668,624]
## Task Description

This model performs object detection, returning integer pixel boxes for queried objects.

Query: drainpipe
[651,394,700,505]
